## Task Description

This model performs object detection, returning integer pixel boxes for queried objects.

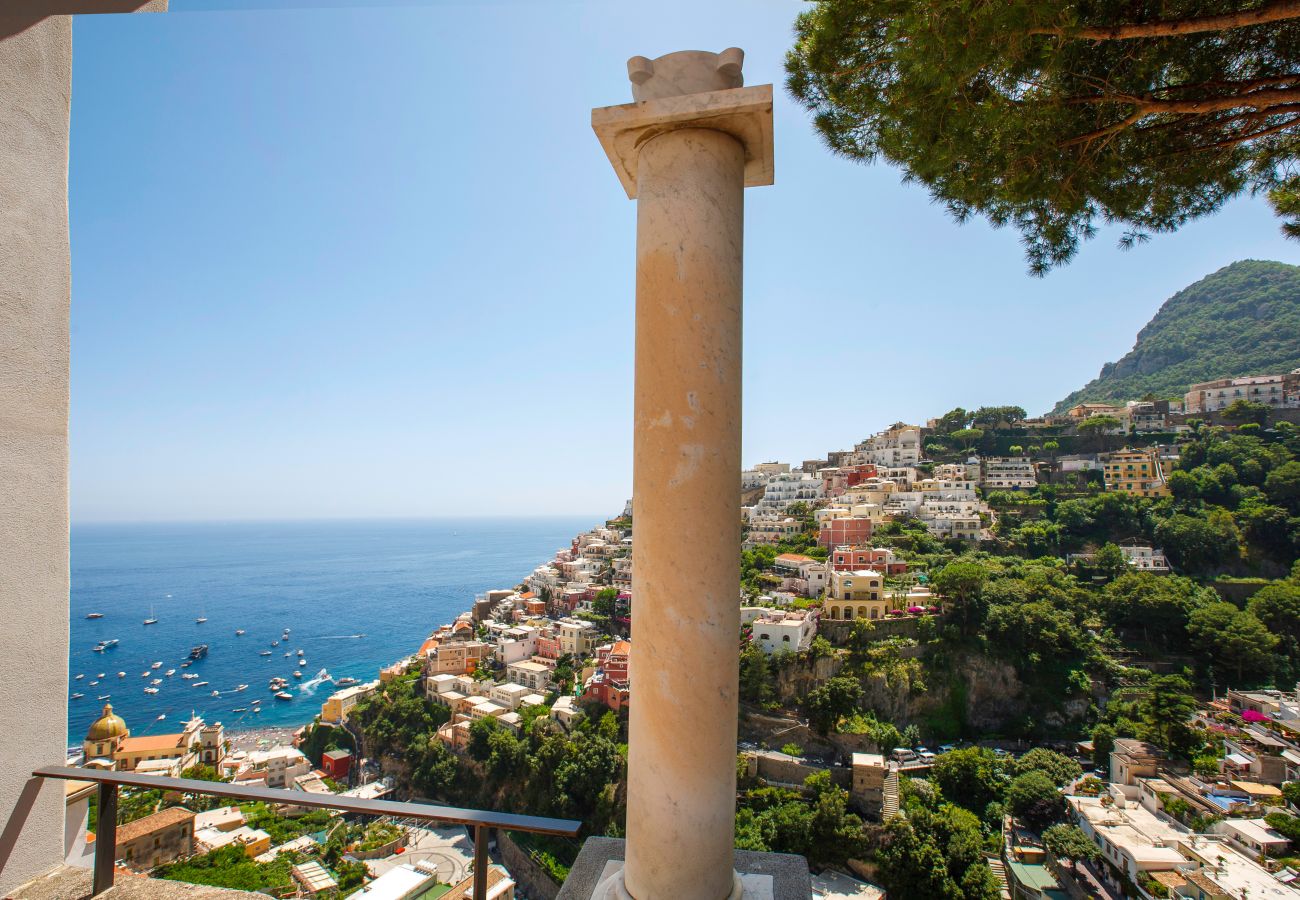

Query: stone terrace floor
[8,866,261,900]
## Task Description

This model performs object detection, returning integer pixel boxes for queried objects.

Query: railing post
[472,824,488,900]
[93,781,117,896]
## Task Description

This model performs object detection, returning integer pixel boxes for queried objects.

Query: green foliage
[780,743,803,757]
[1156,512,1242,573]
[1043,823,1101,864]
[1224,399,1272,426]
[1051,261,1300,408]
[1267,811,1300,844]
[1014,748,1082,787]
[788,0,1300,276]
[154,844,298,893]
[1188,602,1279,684]
[805,676,864,735]
[932,560,988,637]
[1007,770,1064,832]
[932,748,1007,816]
[739,642,775,705]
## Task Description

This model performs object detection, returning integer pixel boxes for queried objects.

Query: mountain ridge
[1052,259,1300,413]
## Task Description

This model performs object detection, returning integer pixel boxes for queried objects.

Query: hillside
[1053,260,1300,412]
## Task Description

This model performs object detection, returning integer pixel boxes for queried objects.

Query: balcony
[8,766,580,900]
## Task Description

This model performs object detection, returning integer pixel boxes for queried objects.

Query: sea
[67,517,596,744]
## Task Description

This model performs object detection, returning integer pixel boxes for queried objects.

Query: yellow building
[82,702,224,773]
[1102,448,1170,498]
[821,569,902,621]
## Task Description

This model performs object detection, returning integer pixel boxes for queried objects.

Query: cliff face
[1053,260,1300,412]
[773,648,1089,737]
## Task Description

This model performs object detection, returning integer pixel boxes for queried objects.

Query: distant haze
[70,1,1300,522]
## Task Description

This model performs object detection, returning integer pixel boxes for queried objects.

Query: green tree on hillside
[932,560,989,636]
[1188,602,1278,684]
[787,1,1300,274]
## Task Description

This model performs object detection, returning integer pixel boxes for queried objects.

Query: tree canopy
[787,0,1300,273]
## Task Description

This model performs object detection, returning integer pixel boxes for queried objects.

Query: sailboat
[143,602,157,625]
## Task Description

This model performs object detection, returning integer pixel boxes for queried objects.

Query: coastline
[225,724,304,751]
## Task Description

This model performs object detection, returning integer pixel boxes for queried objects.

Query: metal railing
[32,766,581,900]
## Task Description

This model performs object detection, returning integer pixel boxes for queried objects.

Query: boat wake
[298,669,333,695]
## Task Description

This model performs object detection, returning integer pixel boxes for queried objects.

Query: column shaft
[624,127,745,900]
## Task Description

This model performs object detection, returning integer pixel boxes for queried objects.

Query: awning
[1225,752,1252,767]
[1282,748,1300,767]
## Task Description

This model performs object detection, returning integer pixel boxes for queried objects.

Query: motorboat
[97,694,110,701]
[102,639,119,649]
[293,671,302,678]
[165,669,175,676]
[336,677,359,687]
[189,645,209,660]
[89,680,99,686]
[156,714,165,721]
[140,671,149,678]
[274,691,293,700]
[182,673,198,680]
[85,613,103,619]
[74,674,83,680]
[211,690,220,697]
[232,707,247,712]
[143,687,158,694]
[233,684,248,692]
[235,629,245,636]
[192,680,208,687]
[151,662,162,669]
[70,692,83,699]
[271,640,279,646]
[260,650,273,656]
[150,679,162,685]
[117,671,126,678]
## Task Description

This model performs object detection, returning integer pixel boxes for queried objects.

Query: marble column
[591,50,774,900]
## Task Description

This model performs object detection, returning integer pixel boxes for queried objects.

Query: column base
[555,837,810,900]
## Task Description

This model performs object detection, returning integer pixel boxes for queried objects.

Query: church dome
[86,702,128,742]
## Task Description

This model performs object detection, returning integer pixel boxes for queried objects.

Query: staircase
[881,768,900,819]
[985,855,1012,900]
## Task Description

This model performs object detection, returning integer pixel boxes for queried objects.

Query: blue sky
[70,0,1300,522]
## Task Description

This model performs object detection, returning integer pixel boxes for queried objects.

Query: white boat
[193,681,208,687]
[293,671,302,678]
[85,613,103,620]
[89,681,99,686]
[143,687,158,694]
[211,690,220,697]
[275,691,293,700]
[93,644,105,652]
[165,669,175,676]
[117,672,126,678]
[284,652,292,657]
[97,673,105,678]
[271,640,279,646]
[74,674,83,680]
[233,684,248,692]
[180,662,190,668]
[182,673,198,680]
[260,650,273,656]
[254,707,262,714]
[150,679,162,685]
[151,661,162,669]
[156,714,165,721]
[97,694,110,700]
[70,692,83,699]
[195,617,207,624]
[232,707,247,712]
[102,639,118,649]
[235,629,245,636]
[140,671,149,678]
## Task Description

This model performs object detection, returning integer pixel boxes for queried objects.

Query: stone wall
[498,830,561,900]
[0,17,72,893]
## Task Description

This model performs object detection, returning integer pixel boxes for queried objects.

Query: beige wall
[0,15,72,893]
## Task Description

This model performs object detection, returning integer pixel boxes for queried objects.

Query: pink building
[818,517,874,549]
[830,546,908,575]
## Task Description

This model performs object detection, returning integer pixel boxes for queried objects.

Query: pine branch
[1030,0,1300,41]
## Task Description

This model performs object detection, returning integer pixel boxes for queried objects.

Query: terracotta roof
[418,636,439,656]
[609,641,631,656]
[775,553,815,562]
[119,733,185,753]
[520,591,537,600]
[115,806,194,844]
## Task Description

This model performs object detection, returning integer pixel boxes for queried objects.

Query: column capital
[591,83,774,199]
